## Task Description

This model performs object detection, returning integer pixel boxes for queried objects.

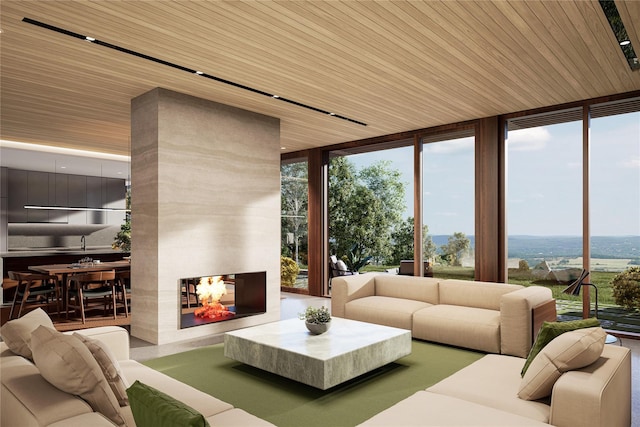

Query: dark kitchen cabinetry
[7,169,125,225]
[68,175,87,224]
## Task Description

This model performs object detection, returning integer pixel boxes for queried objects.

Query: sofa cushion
[127,380,210,427]
[518,327,606,401]
[48,412,121,427]
[427,354,551,423]
[345,296,432,330]
[1,363,94,426]
[357,391,552,426]
[74,333,130,406]
[0,308,54,359]
[412,305,501,354]
[374,275,439,304]
[30,325,129,427]
[521,317,600,376]
[439,279,522,310]
[120,360,234,418]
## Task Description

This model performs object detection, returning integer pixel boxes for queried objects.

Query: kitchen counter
[1,248,123,258]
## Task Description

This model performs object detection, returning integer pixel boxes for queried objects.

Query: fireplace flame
[196,276,227,305]
[194,276,234,320]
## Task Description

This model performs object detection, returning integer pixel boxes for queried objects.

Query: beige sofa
[358,342,631,427]
[1,325,273,427]
[331,273,555,358]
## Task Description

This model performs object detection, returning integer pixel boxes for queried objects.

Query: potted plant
[299,306,331,335]
[112,189,131,253]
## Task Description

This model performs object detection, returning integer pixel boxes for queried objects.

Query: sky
[347,112,640,237]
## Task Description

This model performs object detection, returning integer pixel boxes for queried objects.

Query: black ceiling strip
[199,73,273,97]
[22,17,367,126]
[598,1,639,71]
[22,17,86,41]
[94,39,197,74]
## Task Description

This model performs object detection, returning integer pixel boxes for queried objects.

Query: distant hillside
[507,235,639,260]
[429,234,639,262]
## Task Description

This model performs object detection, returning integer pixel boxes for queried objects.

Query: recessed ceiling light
[281,147,286,150]
[620,40,631,46]
[85,36,95,42]
[195,71,204,75]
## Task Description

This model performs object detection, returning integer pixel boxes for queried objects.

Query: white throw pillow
[518,327,606,400]
[74,333,130,406]
[0,308,54,359]
[336,260,349,272]
[31,326,129,426]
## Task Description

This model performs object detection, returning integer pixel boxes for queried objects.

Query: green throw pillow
[126,380,210,427]
[521,317,601,377]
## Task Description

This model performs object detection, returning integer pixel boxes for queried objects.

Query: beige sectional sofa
[1,322,273,427]
[331,273,555,357]
[359,340,631,427]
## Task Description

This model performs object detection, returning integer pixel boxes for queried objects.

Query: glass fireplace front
[179,271,266,329]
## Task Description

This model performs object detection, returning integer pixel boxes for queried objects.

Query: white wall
[130,88,281,344]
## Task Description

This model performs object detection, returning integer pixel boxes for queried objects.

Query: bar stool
[67,270,119,323]
[7,271,61,319]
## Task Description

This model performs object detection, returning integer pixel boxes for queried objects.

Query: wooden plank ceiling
[1,0,639,156]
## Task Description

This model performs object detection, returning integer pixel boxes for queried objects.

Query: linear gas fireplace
[179,271,266,329]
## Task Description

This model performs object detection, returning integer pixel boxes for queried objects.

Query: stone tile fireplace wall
[131,88,281,345]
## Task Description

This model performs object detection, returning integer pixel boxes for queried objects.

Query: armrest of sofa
[68,326,130,361]
[499,286,553,358]
[549,345,631,427]
[330,274,376,318]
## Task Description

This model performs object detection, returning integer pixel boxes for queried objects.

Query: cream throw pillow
[74,333,130,406]
[0,307,54,359]
[518,327,606,401]
[31,326,129,427]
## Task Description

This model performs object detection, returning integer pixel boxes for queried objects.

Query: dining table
[29,260,131,316]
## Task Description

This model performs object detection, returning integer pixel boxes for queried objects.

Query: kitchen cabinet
[6,169,125,225]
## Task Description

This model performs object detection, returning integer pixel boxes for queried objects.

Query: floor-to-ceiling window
[588,99,640,332]
[506,99,640,333]
[506,109,583,303]
[281,159,309,292]
[422,131,475,280]
[328,143,413,276]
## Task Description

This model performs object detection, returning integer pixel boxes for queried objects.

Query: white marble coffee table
[224,317,412,390]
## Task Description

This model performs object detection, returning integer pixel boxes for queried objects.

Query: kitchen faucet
[81,235,86,251]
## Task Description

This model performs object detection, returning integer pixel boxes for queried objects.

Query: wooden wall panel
[475,117,501,282]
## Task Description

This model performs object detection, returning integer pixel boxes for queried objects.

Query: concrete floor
[130,292,640,426]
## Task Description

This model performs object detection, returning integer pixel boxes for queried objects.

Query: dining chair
[115,269,131,317]
[7,271,61,319]
[67,270,120,323]
[181,278,199,308]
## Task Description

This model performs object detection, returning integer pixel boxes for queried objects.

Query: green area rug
[143,340,483,427]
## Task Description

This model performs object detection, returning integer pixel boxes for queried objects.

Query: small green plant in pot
[299,306,331,335]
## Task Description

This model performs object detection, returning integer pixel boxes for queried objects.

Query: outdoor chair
[398,260,434,277]
[329,255,356,287]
